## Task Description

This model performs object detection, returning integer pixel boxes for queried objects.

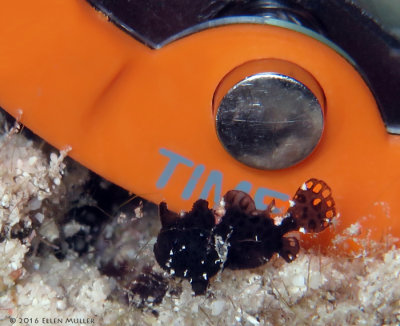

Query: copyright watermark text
[9,317,95,325]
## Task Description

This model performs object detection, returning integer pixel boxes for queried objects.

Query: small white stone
[28,156,38,166]
[191,303,199,314]
[211,300,225,316]
[134,206,143,218]
[29,198,42,211]
[10,262,18,270]
[63,220,83,237]
[245,314,260,326]
[292,274,305,287]
[39,219,59,241]
[56,300,66,310]
[37,192,46,201]
[1,194,10,208]
[53,177,61,186]
[50,153,58,163]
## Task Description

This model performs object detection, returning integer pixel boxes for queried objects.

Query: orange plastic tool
[0,0,399,252]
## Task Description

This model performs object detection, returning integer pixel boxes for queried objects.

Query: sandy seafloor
[0,111,399,326]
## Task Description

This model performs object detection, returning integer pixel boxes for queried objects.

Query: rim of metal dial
[214,60,325,170]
